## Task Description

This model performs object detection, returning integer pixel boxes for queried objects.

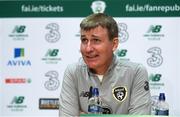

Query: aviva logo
[14,48,24,58]
[7,48,31,66]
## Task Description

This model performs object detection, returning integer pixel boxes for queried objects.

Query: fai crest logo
[91,0,106,13]
[112,86,127,102]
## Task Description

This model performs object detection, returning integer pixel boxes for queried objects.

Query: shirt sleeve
[59,65,80,116]
[128,64,151,115]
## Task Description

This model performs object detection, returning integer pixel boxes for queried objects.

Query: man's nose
[85,41,94,52]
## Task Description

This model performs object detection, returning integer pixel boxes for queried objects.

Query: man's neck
[90,56,113,75]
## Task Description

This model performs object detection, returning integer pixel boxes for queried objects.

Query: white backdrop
[1,17,180,116]
[0,0,180,116]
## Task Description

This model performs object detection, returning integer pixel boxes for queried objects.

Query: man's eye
[93,39,101,43]
[81,38,88,44]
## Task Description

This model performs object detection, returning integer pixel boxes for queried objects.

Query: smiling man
[59,13,151,116]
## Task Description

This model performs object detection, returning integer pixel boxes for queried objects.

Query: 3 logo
[147,47,163,67]
[45,23,60,43]
[44,71,60,91]
[118,23,129,43]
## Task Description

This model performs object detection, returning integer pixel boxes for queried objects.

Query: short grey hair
[80,13,118,40]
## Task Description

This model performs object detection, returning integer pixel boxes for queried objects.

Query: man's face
[80,26,118,74]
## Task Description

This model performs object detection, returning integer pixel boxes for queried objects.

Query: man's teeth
[87,55,97,58]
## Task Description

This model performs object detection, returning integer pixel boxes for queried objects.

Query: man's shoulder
[116,58,145,71]
[116,59,138,67]
[66,57,87,71]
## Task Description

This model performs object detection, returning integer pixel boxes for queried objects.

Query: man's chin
[88,67,97,73]
[87,64,97,70]
[84,61,98,68]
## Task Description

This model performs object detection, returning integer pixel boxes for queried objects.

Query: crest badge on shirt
[112,86,127,102]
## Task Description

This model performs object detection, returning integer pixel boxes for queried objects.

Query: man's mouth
[85,55,99,60]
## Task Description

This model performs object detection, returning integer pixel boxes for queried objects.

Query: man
[59,13,151,116]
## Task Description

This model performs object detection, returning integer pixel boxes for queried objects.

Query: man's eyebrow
[80,35,85,38]
[91,35,99,38]
[80,34,99,38]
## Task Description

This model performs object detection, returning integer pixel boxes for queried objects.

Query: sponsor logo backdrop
[0,0,180,116]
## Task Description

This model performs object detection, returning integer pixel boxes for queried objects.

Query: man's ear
[112,37,119,52]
